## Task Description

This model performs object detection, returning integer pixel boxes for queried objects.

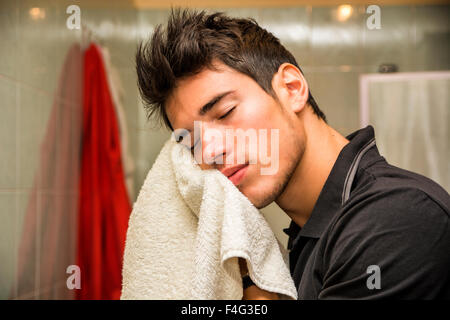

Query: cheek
[234,100,285,159]
[235,97,278,130]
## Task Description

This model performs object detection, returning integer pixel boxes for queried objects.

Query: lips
[220,164,249,186]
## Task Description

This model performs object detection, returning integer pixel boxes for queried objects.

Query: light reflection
[336,5,353,22]
[29,7,46,20]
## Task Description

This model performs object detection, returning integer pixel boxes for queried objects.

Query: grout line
[14,57,22,297]
[13,75,20,300]
[0,74,82,106]
[0,188,79,194]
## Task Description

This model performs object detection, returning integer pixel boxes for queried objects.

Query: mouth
[222,164,249,186]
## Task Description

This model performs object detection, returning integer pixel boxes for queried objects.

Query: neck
[275,111,349,228]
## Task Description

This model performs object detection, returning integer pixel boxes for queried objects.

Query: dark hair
[136,8,326,131]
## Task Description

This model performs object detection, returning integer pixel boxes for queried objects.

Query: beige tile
[362,5,414,72]
[311,5,365,67]
[413,5,450,71]
[17,0,81,95]
[0,1,19,79]
[17,85,53,189]
[258,7,313,67]
[0,191,18,299]
[13,190,40,299]
[0,76,17,189]
[310,70,361,135]
[137,8,171,43]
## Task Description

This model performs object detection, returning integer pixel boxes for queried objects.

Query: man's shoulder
[320,183,450,299]
[350,160,450,220]
[325,162,450,257]
[324,182,450,269]
[312,155,450,298]
[339,183,449,238]
[315,155,450,254]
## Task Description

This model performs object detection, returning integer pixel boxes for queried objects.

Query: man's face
[166,60,305,208]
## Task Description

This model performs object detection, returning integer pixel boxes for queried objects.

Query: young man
[136,8,450,299]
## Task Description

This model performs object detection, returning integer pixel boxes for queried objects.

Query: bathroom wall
[0,1,448,299]
[0,0,81,299]
[0,0,145,299]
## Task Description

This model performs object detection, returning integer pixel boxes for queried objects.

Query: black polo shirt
[283,125,450,299]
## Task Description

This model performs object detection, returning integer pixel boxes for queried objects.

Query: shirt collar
[283,125,377,249]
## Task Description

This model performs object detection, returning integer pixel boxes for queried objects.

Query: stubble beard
[253,133,305,209]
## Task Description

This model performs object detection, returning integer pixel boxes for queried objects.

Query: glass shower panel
[360,71,450,192]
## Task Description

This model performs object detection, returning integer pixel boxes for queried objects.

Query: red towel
[77,43,131,300]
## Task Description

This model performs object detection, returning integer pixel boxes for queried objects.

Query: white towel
[120,137,298,300]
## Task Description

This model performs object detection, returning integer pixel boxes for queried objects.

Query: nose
[197,121,228,170]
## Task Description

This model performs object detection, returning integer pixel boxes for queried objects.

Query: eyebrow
[198,90,235,116]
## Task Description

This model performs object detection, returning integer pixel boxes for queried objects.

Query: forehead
[165,61,249,129]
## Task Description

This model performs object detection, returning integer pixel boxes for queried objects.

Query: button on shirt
[284,125,450,299]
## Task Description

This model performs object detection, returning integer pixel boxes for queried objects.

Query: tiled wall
[1,0,78,299]
[0,0,146,300]
[0,1,448,299]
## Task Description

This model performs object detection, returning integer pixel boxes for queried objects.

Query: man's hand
[238,258,279,300]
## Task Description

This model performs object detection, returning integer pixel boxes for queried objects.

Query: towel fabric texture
[121,138,298,300]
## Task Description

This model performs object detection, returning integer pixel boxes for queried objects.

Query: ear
[272,63,309,114]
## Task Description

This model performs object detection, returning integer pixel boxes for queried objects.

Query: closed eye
[218,106,236,120]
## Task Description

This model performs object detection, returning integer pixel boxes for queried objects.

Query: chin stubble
[254,136,304,209]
